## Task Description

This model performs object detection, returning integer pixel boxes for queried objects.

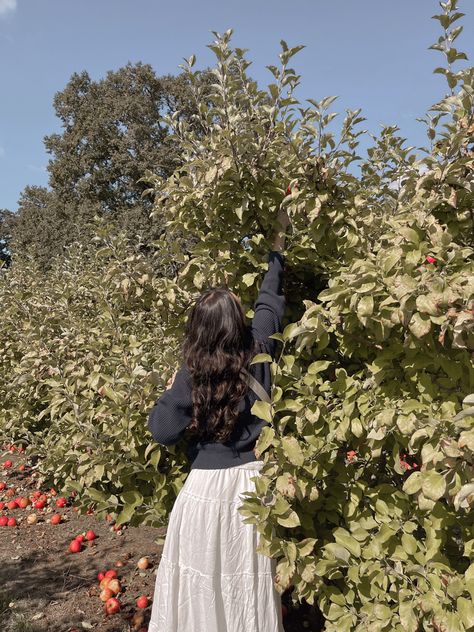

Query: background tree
[9,62,216,270]
[0,208,16,268]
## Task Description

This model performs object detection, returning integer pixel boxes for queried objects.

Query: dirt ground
[0,445,324,632]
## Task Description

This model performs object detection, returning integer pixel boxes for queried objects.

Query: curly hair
[182,287,261,443]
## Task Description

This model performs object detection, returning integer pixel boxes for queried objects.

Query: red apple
[100,587,114,602]
[69,539,82,553]
[3,460,13,469]
[105,569,118,579]
[50,514,62,525]
[85,529,96,541]
[104,597,121,616]
[0,516,8,526]
[7,517,17,527]
[136,595,149,609]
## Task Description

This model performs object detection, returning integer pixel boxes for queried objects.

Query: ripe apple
[3,460,13,468]
[97,571,105,582]
[0,516,8,526]
[7,517,17,526]
[100,587,114,602]
[105,569,118,579]
[0,502,4,510]
[0,482,7,491]
[99,576,111,590]
[50,514,61,525]
[136,595,149,609]
[104,597,121,616]
[55,497,67,508]
[137,557,149,570]
[75,534,85,543]
[69,539,82,553]
[18,497,30,508]
[34,500,45,510]
[85,529,96,541]
[107,579,121,595]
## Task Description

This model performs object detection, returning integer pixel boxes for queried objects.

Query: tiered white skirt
[148,460,284,632]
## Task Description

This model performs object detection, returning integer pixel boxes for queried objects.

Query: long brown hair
[182,287,259,443]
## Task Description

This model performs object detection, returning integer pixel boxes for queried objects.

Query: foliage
[9,63,216,270]
[0,2,473,630]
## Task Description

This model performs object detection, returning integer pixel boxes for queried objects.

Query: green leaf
[277,510,301,528]
[402,472,423,495]
[333,528,361,557]
[307,360,331,374]
[409,313,431,338]
[357,295,374,317]
[254,426,275,457]
[324,543,350,563]
[401,533,418,555]
[116,503,136,526]
[457,597,474,629]
[421,471,446,501]
[87,488,108,502]
[121,490,144,507]
[251,400,273,423]
[282,322,306,340]
[281,436,305,466]
[250,353,273,365]
[242,272,258,287]
[399,601,418,632]
[416,294,439,315]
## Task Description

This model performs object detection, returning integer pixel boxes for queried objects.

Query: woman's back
[147,250,285,470]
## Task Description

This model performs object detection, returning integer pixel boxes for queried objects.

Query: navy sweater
[147,250,285,470]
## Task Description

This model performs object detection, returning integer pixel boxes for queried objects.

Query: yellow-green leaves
[421,471,446,501]
[251,400,273,424]
[281,435,305,466]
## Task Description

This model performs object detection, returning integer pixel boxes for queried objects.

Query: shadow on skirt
[148,460,284,632]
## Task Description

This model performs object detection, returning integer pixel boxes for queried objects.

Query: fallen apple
[104,597,121,616]
[107,578,121,595]
[69,539,82,553]
[136,595,149,609]
[137,557,150,570]
[100,587,114,602]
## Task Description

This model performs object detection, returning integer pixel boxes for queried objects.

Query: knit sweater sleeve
[147,366,193,445]
[250,250,285,358]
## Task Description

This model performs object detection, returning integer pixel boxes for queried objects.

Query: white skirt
[148,460,284,632]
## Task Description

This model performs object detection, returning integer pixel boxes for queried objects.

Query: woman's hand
[166,370,178,390]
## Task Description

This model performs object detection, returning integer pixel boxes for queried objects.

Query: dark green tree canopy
[10,62,215,269]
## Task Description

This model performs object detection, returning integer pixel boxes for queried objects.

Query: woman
[147,206,290,632]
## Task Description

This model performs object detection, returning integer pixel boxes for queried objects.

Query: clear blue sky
[0,0,472,211]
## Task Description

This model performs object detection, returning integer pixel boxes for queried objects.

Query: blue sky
[0,0,472,211]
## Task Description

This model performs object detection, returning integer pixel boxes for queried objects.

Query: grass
[0,590,43,632]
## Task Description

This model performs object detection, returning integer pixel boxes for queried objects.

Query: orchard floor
[0,447,324,632]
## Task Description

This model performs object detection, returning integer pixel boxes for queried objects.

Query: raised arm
[147,366,193,445]
[250,205,289,357]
